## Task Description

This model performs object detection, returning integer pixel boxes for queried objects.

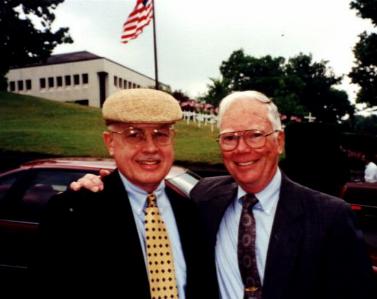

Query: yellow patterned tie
[145,193,179,299]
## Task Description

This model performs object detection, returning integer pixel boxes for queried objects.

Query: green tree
[353,114,377,135]
[171,90,190,103]
[200,77,230,106]
[203,49,288,108]
[220,49,286,96]
[349,0,377,106]
[203,49,353,123]
[0,0,72,90]
[285,54,353,123]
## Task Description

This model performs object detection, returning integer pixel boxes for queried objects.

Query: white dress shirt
[365,161,377,183]
[215,169,282,299]
[118,171,187,299]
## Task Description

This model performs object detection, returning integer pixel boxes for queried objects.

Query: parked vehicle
[340,181,377,274]
[0,157,200,277]
[1,157,376,281]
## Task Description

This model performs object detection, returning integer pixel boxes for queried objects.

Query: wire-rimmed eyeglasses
[109,126,175,146]
[217,129,280,151]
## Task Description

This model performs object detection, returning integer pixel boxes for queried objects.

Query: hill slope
[0,92,221,164]
[0,92,106,156]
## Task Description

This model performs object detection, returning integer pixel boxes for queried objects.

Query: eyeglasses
[217,129,280,151]
[109,126,175,146]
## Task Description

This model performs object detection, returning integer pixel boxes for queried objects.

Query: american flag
[121,0,153,44]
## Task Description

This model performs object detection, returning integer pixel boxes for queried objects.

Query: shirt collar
[118,170,166,216]
[237,168,282,214]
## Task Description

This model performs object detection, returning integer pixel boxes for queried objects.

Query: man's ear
[277,130,285,155]
[103,131,114,156]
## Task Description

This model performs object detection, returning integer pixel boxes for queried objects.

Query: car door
[0,168,97,275]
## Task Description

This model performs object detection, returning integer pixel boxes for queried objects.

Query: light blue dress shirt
[215,169,282,299]
[118,171,187,299]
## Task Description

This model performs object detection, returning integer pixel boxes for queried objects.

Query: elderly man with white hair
[192,90,375,299]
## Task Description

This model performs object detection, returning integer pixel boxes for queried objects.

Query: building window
[9,81,15,92]
[123,80,128,89]
[26,79,32,90]
[17,80,24,91]
[65,75,71,86]
[73,74,80,85]
[40,78,46,89]
[132,83,137,88]
[48,77,54,88]
[128,81,132,89]
[114,76,118,87]
[74,99,89,106]
[82,73,89,84]
[118,77,123,88]
[57,76,63,87]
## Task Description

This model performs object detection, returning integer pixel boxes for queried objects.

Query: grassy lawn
[0,92,222,164]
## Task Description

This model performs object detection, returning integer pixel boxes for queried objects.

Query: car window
[3,169,97,222]
[341,182,377,270]
[0,174,19,201]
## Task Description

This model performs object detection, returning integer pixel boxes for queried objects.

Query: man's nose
[235,135,252,152]
[142,134,159,152]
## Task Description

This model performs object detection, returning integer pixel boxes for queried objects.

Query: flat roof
[11,51,102,68]
[9,50,169,88]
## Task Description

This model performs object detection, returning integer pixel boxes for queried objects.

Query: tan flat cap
[102,89,182,123]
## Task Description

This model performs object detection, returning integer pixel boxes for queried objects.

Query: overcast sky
[53,0,374,103]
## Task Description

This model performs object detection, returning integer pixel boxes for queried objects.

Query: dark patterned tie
[238,193,262,299]
[144,193,179,299]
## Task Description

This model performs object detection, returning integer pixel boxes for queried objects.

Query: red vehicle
[0,157,200,278]
[340,181,377,275]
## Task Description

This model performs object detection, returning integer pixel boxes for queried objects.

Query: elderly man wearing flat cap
[32,89,216,299]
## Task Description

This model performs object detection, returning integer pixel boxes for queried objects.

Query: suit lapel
[263,175,305,299]
[206,181,238,244]
[165,187,188,253]
[102,171,150,289]
[165,187,198,269]
[167,186,220,299]
[166,187,198,298]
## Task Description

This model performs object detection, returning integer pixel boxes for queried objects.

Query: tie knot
[242,193,258,209]
[146,193,157,207]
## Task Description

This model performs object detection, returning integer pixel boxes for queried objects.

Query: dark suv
[340,181,377,274]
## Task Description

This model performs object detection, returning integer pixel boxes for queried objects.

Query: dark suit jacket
[190,173,376,299]
[33,170,215,298]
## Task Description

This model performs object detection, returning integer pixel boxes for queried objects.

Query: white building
[6,51,168,107]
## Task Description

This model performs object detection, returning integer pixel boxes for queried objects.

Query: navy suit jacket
[33,170,215,298]
[190,173,376,299]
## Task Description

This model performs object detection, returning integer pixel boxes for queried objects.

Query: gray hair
[217,90,282,130]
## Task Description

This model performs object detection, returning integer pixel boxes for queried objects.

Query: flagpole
[151,0,159,90]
